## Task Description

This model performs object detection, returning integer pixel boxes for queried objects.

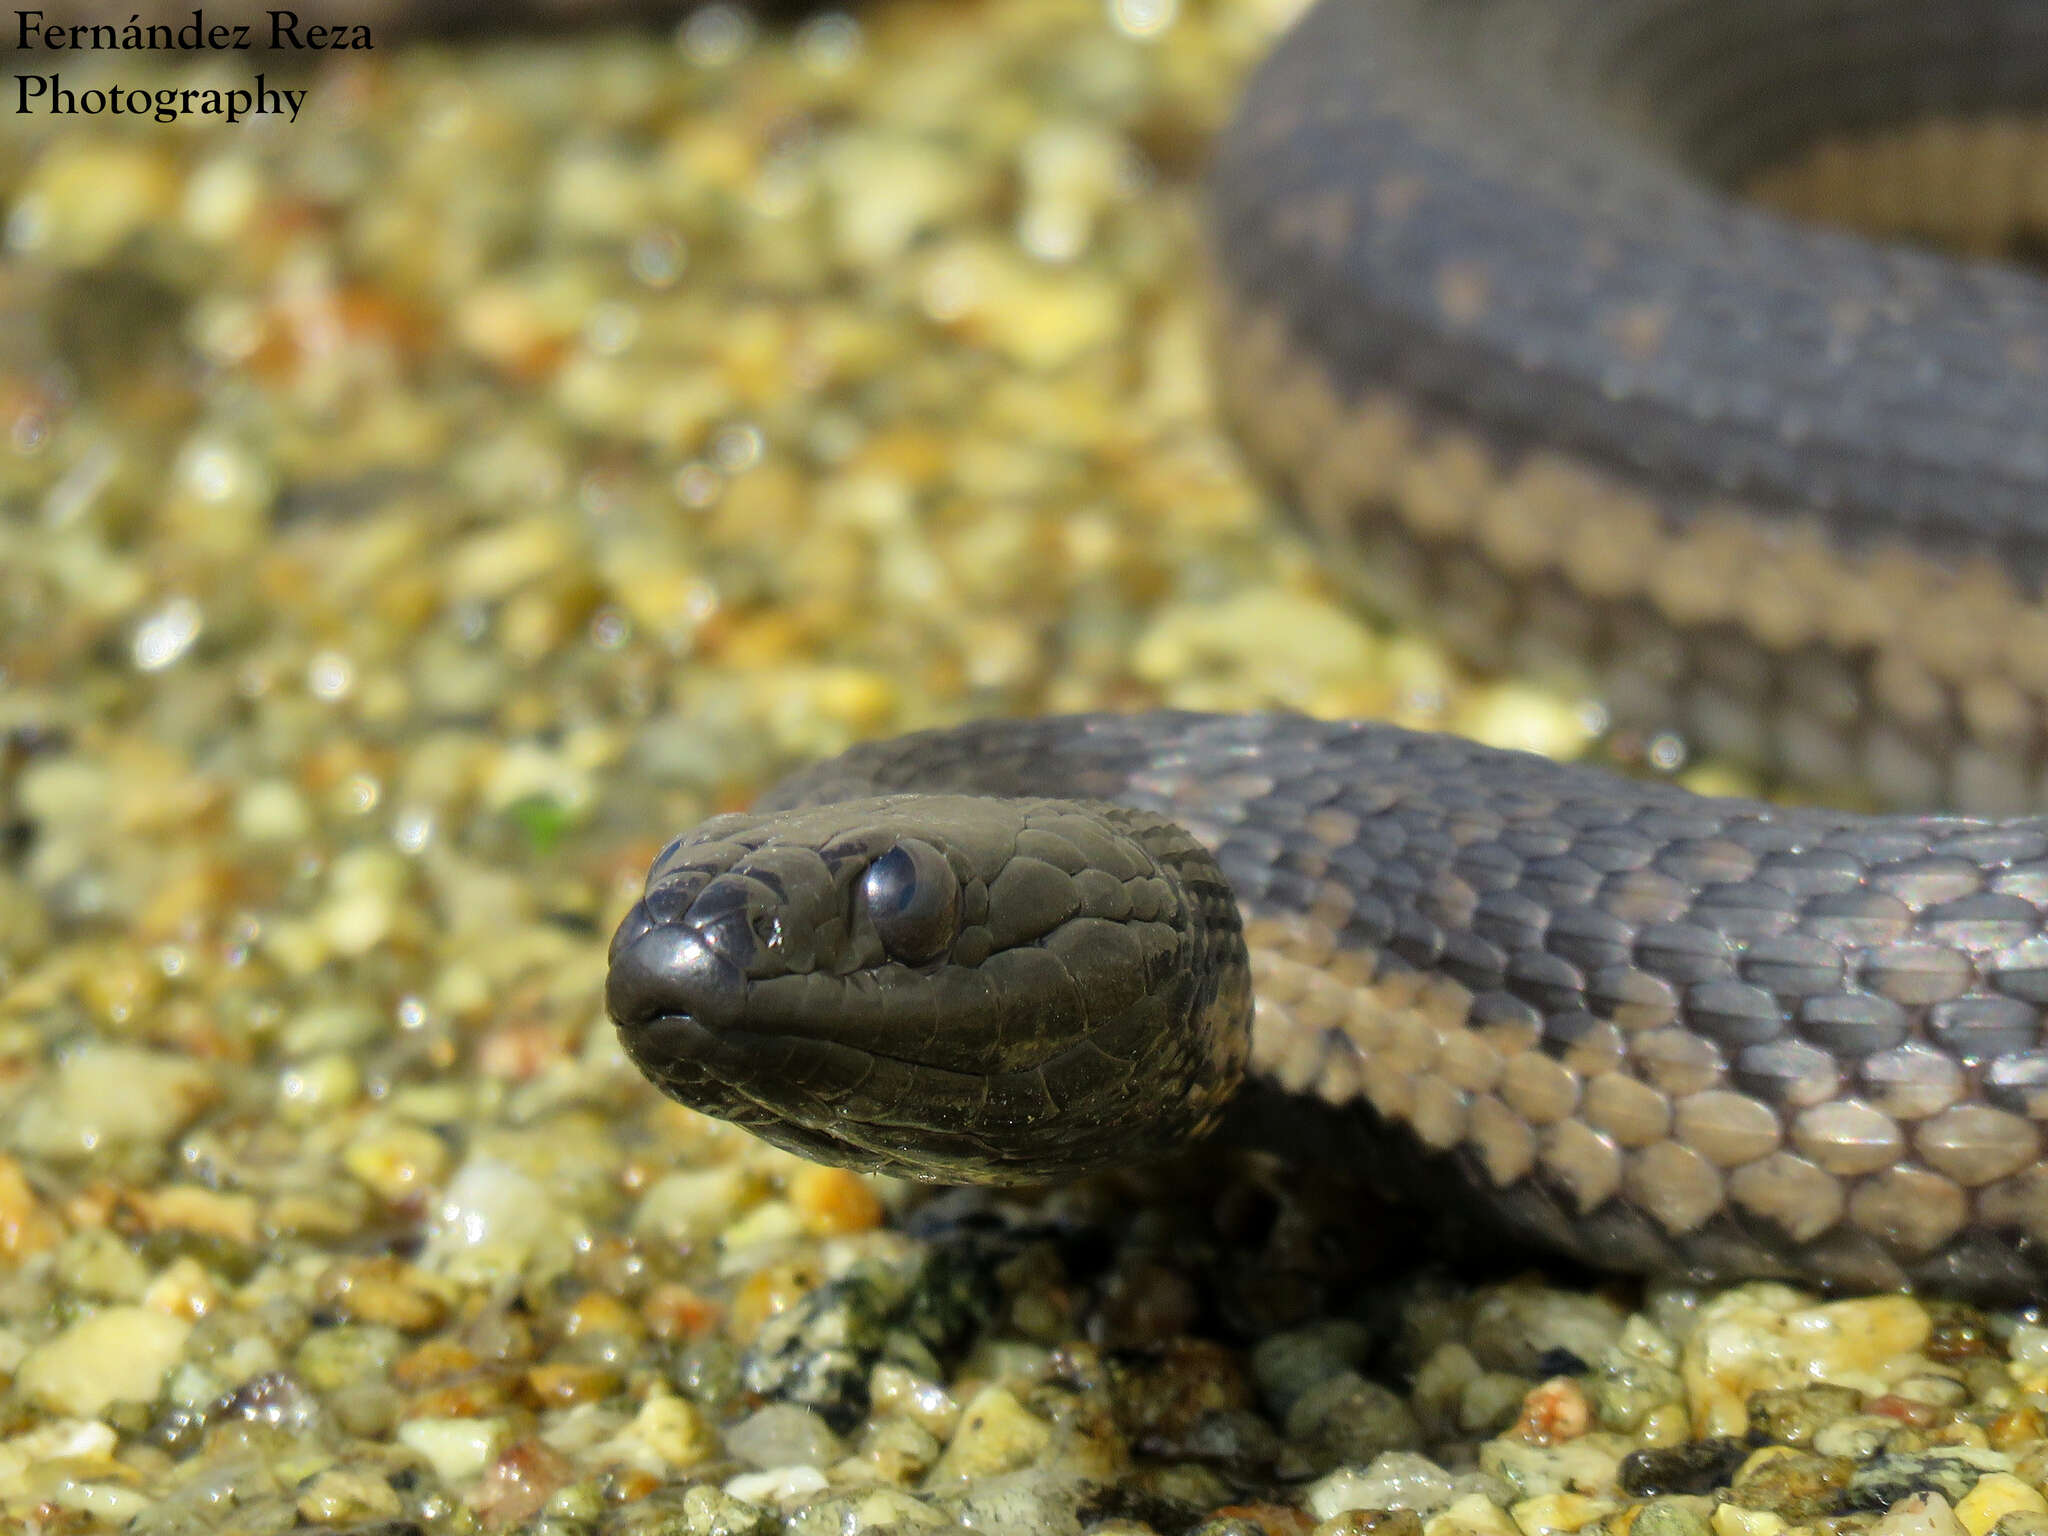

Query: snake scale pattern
[608,0,2048,1298]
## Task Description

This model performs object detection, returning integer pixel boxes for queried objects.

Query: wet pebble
[16,1306,192,1417]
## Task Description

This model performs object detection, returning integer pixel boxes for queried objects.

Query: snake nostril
[606,925,746,1030]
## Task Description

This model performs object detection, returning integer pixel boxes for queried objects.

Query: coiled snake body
[609,0,2048,1297]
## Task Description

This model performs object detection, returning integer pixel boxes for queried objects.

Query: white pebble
[1310,1450,1460,1520]
[726,1465,830,1505]
[421,1157,580,1281]
[396,1416,509,1484]
[1872,1493,1968,1536]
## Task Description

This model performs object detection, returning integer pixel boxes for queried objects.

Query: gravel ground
[3,4,2046,1535]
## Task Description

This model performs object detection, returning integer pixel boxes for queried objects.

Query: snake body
[609,0,2048,1296]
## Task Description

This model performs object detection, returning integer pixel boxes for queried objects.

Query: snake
[607,0,2048,1298]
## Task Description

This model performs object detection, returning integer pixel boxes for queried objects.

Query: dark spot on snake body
[1731,1041,1841,1109]
[1921,891,2038,949]
[1795,992,1911,1057]
[1988,939,2048,1003]
[1985,1052,2048,1115]
[1740,934,1847,998]
[1927,996,2038,1062]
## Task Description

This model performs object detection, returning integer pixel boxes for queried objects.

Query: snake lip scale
[609,0,2048,1299]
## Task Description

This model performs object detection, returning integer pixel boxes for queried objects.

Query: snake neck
[1088,801,1257,1151]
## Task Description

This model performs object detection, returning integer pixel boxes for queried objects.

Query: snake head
[606,793,1250,1183]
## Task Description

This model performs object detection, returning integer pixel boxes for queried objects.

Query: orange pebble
[790,1165,884,1235]
[1514,1376,1594,1445]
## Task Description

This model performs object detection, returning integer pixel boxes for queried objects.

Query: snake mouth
[604,906,994,1171]
[606,928,1174,1184]
[613,1002,1066,1179]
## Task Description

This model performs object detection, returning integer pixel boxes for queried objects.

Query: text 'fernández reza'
[16,10,374,51]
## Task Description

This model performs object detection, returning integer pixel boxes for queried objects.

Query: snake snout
[605,904,747,1032]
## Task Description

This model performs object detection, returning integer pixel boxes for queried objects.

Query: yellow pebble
[1636,1403,1692,1447]
[790,1165,885,1236]
[134,1185,260,1246]
[812,667,899,733]
[1425,1492,1525,1536]
[1455,683,1598,761]
[1735,1446,1802,1481]
[928,1387,1053,1480]
[1712,1505,1787,1536]
[0,1157,61,1259]
[561,1290,646,1342]
[1511,1493,1616,1536]
[1954,1474,2048,1536]
[341,1123,449,1203]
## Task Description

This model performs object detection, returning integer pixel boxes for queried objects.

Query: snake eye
[860,838,960,965]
